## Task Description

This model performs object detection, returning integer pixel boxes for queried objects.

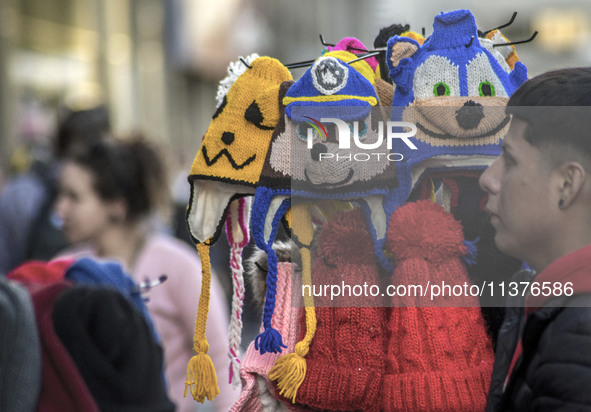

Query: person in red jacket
[479,67,591,411]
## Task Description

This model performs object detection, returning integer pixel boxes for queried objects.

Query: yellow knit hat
[189,57,292,187]
[185,56,292,403]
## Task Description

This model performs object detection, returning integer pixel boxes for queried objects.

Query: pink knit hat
[230,262,305,412]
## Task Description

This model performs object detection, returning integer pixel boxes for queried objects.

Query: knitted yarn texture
[382,200,494,411]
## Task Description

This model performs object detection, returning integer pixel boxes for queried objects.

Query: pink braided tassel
[225,197,251,387]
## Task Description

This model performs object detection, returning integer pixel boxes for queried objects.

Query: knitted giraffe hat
[385,9,528,208]
[251,52,398,402]
[185,55,292,402]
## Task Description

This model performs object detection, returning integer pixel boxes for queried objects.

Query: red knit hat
[291,208,388,411]
[7,259,72,284]
[382,200,494,411]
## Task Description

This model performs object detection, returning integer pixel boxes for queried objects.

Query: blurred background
[1,0,590,179]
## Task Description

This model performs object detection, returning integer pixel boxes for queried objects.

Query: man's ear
[557,161,587,208]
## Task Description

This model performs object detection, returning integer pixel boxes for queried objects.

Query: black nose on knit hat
[52,285,174,412]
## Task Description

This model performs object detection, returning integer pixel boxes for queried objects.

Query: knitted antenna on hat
[185,55,291,402]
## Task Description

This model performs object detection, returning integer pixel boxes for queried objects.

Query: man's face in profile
[479,118,556,266]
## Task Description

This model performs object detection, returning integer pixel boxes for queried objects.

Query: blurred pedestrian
[0,105,110,275]
[55,135,239,411]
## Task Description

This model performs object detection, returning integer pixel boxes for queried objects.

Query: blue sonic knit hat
[385,9,528,208]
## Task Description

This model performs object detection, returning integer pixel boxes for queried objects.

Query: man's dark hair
[506,67,591,163]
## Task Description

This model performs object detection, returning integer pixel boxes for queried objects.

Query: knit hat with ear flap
[251,60,376,361]
[253,55,397,402]
[385,9,528,208]
[185,55,291,403]
[285,53,397,270]
[251,54,385,336]
[289,208,388,410]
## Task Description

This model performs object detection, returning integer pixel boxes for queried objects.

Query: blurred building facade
[1,0,590,171]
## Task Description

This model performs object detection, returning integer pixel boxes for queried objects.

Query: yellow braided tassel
[269,204,317,403]
[184,243,220,402]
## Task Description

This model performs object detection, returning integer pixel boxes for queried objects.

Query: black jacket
[487,270,591,411]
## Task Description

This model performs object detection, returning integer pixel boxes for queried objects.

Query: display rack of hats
[185,9,536,411]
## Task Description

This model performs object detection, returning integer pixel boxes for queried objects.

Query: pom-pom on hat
[381,201,494,411]
[327,37,380,73]
[286,208,388,410]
